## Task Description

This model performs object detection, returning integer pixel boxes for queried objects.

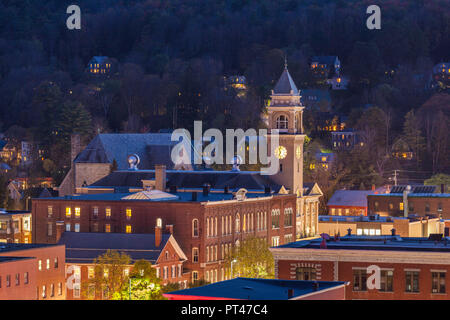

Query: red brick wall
[0,245,66,300]
[368,195,449,218]
[277,258,450,300]
[0,258,36,300]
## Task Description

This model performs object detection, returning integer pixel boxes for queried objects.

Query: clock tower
[267,64,305,195]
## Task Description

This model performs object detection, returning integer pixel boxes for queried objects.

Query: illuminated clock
[274,146,287,159]
[296,146,301,159]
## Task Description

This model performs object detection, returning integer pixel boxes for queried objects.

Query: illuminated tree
[226,236,274,279]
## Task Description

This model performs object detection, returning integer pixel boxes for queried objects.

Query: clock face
[274,146,287,159]
[296,146,301,159]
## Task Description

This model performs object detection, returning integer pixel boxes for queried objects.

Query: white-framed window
[73,283,80,298]
[271,236,280,247]
[276,115,289,129]
[192,248,199,263]
[192,219,199,237]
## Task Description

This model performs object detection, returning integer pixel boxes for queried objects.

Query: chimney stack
[287,289,294,299]
[55,221,65,243]
[391,228,396,236]
[264,186,271,194]
[155,225,162,247]
[155,165,167,191]
[165,224,173,235]
[347,228,352,236]
[224,186,229,194]
[191,192,198,201]
[202,183,210,196]
[70,134,82,163]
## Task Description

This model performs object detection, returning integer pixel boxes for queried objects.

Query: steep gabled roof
[273,69,299,95]
[327,190,374,208]
[58,232,172,264]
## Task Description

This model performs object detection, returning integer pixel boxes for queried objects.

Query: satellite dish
[127,154,140,170]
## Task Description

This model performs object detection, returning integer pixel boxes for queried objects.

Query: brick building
[32,187,297,284]
[0,256,36,300]
[0,210,32,243]
[319,214,444,238]
[0,244,66,300]
[367,185,449,218]
[271,234,450,300]
[59,230,188,300]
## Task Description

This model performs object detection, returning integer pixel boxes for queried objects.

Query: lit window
[88,267,95,279]
[66,223,71,232]
[46,259,50,270]
[75,207,80,218]
[357,229,363,235]
[66,207,71,218]
[192,248,199,263]
[400,202,404,210]
[75,223,80,232]
[105,208,111,219]
[105,224,111,233]
[126,225,132,233]
[126,208,132,220]
[47,206,53,218]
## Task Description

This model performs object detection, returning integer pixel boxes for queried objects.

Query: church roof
[273,68,299,95]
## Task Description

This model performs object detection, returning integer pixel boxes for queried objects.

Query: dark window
[353,269,367,291]
[54,257,58,268]
[425,203,430,212]
[6,275,10,287]
[15,273,19,286]
[380,270,394,292]
[24,272,29,284]
[432,272,446,294]
[405,271,419,293]
[296,267,316,280]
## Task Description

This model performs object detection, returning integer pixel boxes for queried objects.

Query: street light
[230,259,237,279]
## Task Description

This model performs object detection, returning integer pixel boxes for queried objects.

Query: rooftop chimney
[264,186,271,194]
[155,165,167,191]
[155,225,162,247]
[191,192,198,201]
[287,289,294,299]
[391,228,396,236]
[55,221,65,243]
[347,228,352,236]
[165,224,173,235]
[403,185,411,218]
[203,183,210,196]
[312,282,319,291]
[224,186,229,194]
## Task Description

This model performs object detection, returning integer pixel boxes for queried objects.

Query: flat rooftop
[276,235,450,252]
[0,243,62,254]
[164,277,346,300]
[34,190,286,203]
[0,256,34,263]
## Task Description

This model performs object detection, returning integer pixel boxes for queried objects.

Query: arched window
[243,215,246,232]
[229,215,232,234]
[221,216,224,235]
[235,214,240,233]
[276,115,288,129]
[156,218,162,228]
[192,219,199,237]
[215,217,218,236]
[206,246,209,262]
[206,217,210,237]
[192,248,199,263]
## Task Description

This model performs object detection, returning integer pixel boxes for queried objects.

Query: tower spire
[284,55,288,70]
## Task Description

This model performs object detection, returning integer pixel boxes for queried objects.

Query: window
[221,216,224,235]
[389,203,394,210]
[380,270,394,292]
[92,223,99,232]
[206,217,210,237]
[65,207,71,218]
[75,207,81,219]
[42,285,47,298]
[24,272,29,284]
[6,275,10,287]
[285,234,293,243]
[432,272,446,293]
[192,271,198,282]
[58,283,62,296]
[105,208,111,219]
[284,208,293,227]
[192,219,199,237]
[405,271,419,293]
[215,217,218,236]
[192,248,199,263]
[38,260,42,271]
[105,224,111,233]
[353,269,367,291]
[50,284,55,297]
[206,246,209,262]
[425,203,430,212]
[93,207,99,217]
[47,206,53,218]
[271,209,280,229]
[271,236,280,247]
[126,208,132,220]
[65,223,71,232]
[235,214,240,233]
[296,267,316,280]
[54,258,58,268]
[46,259,50,270]
[75,223,80,232]
[438,203,443,212]
[15,273,20,285]
[73,283,80,298]
[276,115,288,129]
[163,266,168,279]
[126,225,132,233]
[88,267,95,279]
[47,222,53,236]
[399,202,404,211]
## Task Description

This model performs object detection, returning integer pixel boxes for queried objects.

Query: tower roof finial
[284,55,288,70]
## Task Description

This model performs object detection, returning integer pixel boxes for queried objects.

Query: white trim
[430,269,447,273]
